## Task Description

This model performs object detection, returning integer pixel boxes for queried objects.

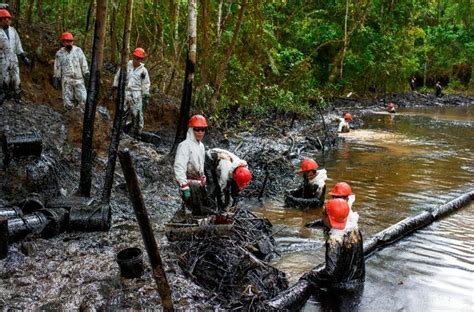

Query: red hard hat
[60,32,74,41]
[0,9,12,18]
[133,48,145,59]
[188,114,208,128]
[325,199,350,230]
[388,103,395,108]
[330,182,353,197]
[298,159,319,173]
[233,166,252,190]
[344,113,353,121]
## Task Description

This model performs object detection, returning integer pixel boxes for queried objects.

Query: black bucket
[116,247,144,279]
[0,218,8,259]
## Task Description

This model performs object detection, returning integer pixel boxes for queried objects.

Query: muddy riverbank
[0,92,472,309]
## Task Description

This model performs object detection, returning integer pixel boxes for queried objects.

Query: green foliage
[18,0,474,121]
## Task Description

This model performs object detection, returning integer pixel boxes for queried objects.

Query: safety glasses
[193,128,206,132]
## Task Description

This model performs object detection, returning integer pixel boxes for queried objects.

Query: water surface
[254,106,474,311]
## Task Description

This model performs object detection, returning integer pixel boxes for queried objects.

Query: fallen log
[166,224,234,242]
[266,191,474,310]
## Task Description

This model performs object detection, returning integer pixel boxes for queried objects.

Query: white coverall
[0,26,24,94]
[206,148,247,195]
[174,128,206,187]
[337,117,350,133]
[113,60,150,132]
[54,45,89,109]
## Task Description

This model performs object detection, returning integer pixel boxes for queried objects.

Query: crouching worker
[387,103,396,113]
[300,199,365,309]
[174,115,212,215]
[205,148,252,212]
[285,159,327,210]
[337,113,352,133]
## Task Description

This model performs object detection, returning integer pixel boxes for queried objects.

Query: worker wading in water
[285,159,327,210]
[306,182,355,228]
[301,198,365,310]
[204,148,252,212]
[337,113,353,133]
[113,47,151,136]
[174,115,212,215]
[387,103,396,113]
[53,32,89,111]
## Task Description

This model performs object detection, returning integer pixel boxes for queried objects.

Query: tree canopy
[11,0,474,114]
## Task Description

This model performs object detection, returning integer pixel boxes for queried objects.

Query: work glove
[142,93,150,111]
[52,77,61,90]
[181,184,191,199]
[19,53,31,66]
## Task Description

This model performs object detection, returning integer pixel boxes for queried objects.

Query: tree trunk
[339,0,349,80]
[109,0,119,64]
[200,0,210,85]
[209,0,247,111]
[79,0,109,197]
[102,0,134,202]
[36,0,44,22]
[26,0,34,24]
[170,0,197,155]
[216,0,223,43]
[165,0,180,95]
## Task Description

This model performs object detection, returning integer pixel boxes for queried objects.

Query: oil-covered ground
[0,92,472,309]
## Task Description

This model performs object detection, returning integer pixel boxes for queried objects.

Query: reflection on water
[254,106,474,311]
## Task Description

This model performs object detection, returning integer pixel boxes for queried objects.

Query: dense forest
[6,0,474,115]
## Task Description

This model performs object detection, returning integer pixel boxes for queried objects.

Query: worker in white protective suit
[0,9,30,104]
[112,47,150,136]
[337,113,353,133]
[285,159,327,210]
[174,114,212,215]
[204,148,252,212]
[53,32,89,110]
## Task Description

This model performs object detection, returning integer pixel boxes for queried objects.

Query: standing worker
[174,115,211,215]
[0,8,30,104]
[337,113,352,133]
[435,81,442,97]
[53,32,89,111]
[410,76,416,91]
[204,148,252,212]
[112,48,150,136]
[300,198,365,310]
[285,159,327,210]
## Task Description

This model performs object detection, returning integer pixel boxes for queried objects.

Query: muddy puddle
[253,105,474,310]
